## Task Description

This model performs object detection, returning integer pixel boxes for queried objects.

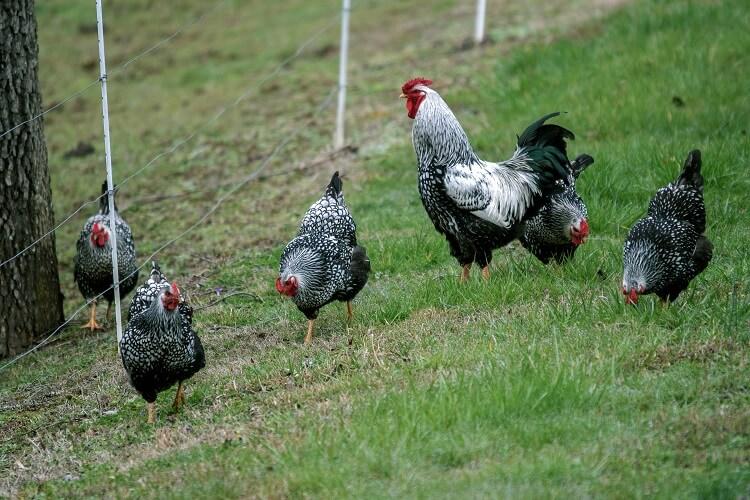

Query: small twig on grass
[193,291,264,312]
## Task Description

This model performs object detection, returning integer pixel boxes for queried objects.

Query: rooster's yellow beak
[399,93,407,98]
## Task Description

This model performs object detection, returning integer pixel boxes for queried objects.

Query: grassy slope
[2,0,750,497]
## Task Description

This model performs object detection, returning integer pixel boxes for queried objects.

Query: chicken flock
[69,77,712,423]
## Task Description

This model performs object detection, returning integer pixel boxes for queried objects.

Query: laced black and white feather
[128,261,193,322]
[73,181,139,302]
[278,172,370,319]
[520,154,593,263]
[120,281,204,403]
[622,150,712,302]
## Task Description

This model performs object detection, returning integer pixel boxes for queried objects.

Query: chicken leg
[346,301,353,322]
[304,320,315,345]
[80,302,103,331]
[481,266,490,281]
[460,264,471,283]
[147,402,156,424]
[172,381,185,410]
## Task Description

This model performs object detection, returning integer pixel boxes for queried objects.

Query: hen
[120,264,204,423]
[401,78,576,280]
[276,172,370,344]
[520,153,594,264]
[74,181,139,330]
[622,150,713,304]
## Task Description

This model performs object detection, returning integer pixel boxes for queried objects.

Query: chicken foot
[172,381,185,410]
[147,402,156,424]
[460,264,471,283]
[304,320,315,345]
[80,302,103,331]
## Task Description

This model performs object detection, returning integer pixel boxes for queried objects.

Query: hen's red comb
[170,282,180,297]
[402,77,433,94]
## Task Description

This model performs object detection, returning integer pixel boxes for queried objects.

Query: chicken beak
[399,93,407,99]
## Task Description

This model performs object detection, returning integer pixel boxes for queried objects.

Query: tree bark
[0,0,64,358]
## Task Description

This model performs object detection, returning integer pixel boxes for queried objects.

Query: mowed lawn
[2,0,750,497]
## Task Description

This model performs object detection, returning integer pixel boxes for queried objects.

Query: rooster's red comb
[170,282,180,297]
[402,77,433,94]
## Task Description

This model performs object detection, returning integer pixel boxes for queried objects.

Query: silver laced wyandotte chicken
[519,153,594,264]
[622,150,713,305]
[120,262,205,424]
[276,171,371,345]
[400,77,577,281]
[74,181,139,330]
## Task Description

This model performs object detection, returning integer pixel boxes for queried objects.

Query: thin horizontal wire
[0,86,336,374]
[0,14,338,270]
[0,197,102,269]
[0,80,100,141]
[0,0,228,140]
[121,146,353,209]
[109,0,228,78]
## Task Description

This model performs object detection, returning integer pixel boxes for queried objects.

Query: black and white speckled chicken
[73,181,139,330]
[276,172,370,344]
[120,268,204,424]
[401,78,576,281]
[520,154,594,264]
[622,150,713,305]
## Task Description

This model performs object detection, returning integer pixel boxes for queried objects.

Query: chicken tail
[325,171,343,200]
[149,261,163,282]
[99,179,119,214]
[570,153,594,179]
[676,149,703,193]
[514,112,574,192]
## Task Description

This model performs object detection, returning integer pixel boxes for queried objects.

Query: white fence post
[474,0,486,45]
[95,0,124,346]
[334,0,351,149]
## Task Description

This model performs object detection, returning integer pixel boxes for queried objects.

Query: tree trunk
[0,0,64,358]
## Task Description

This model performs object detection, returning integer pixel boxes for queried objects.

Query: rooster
[120,265,204,423]
[520,154,594,264]
[401,77,575,280]
[622,150,712,305]
[276,172,370,344]
[73,181,139,330]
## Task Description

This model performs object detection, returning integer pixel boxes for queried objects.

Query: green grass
[2,0,750,497]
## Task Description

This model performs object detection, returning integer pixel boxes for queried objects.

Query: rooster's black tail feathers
[516,112,575,191]
[570,154,595,179]
[677,149,703,192]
